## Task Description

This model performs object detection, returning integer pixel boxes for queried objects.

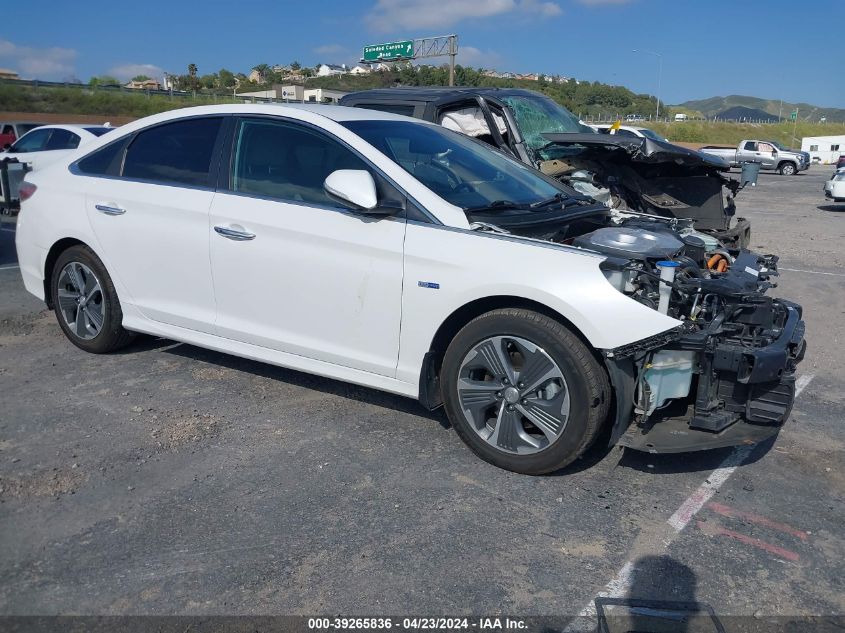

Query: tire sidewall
[51,246,124,353]
[442,312,601,474]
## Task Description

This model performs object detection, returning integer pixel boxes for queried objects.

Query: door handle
[95,204,126,215]
[214,225,256,241]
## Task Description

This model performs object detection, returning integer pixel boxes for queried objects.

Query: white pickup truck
[700,140,810,175]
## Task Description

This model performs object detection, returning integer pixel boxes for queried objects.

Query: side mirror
[324,169,392,215]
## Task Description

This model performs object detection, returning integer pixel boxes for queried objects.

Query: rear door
[83,116,225,332]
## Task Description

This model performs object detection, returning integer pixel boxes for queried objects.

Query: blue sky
[3,0,843,107]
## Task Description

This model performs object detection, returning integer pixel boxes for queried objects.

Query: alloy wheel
[57,261,106,340]
[456,335,570,455]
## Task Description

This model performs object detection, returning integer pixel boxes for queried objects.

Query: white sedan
[14,105,804,474]
[824,169,845,202]
[0,124,113,172]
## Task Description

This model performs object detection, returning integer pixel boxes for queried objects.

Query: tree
[252,63,270,83]
[187,63,198,90]
[290,61,301,71]
[218,68,236,88]
[131,74,151,82]
[89,75,120,87]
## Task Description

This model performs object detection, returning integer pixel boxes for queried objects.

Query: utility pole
[632,49,662,120]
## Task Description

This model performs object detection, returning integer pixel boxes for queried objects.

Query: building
[125,78,162,90]
[349,64,372,75]
[802,135,845,165]
[304,88,347,104]
[316,64,348,77]
[0,68,19,80]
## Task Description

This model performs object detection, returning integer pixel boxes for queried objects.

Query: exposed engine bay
[469,205,806,453]
[537,133,753,249]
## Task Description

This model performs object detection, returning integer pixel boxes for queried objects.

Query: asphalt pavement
[0,166,842,625]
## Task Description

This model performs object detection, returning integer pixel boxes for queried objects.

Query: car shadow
[157,338,448,425]
[817,204,845,212]
[617,434,776,475]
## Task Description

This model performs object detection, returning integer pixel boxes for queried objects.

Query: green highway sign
[790,110,798,121]
[363,40,414,62]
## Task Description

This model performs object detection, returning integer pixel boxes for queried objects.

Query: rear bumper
[617,301,806,453]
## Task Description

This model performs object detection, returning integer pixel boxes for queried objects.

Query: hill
[679,95,845,122]
[714,105,778,123]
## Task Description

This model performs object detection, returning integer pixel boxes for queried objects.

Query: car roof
[15,123,111,137]
[340,86,549,104]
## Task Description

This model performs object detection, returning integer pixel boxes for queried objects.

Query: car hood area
[540,133,730,173]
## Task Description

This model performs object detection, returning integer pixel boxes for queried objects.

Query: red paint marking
[697,521,800,562]
[707,502,808,541]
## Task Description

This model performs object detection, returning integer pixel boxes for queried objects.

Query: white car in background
[592,123,669,142]
[0,124,113,172]
[14,105,805,474]
[824,169,845,202]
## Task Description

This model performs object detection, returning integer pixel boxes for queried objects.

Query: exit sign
[363,40,414,62]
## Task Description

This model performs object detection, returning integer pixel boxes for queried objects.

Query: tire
[778,162,797,176]
[441,308,610,475]
[51,244,134,353]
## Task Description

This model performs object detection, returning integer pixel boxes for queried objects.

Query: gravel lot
[0,166,842,623]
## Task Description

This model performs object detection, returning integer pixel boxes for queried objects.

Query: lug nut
[495,391,502,399]
[518,382,524,389]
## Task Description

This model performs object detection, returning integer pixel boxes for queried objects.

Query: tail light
[18,181,36,202]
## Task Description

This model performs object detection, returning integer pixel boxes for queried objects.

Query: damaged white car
[15,105,806,474]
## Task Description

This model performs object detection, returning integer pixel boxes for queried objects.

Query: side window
[10,129,51,153]
[1,125,13,136]
[76,136,131,176]
[232,118,369,206]
[615,129,639,138]
[832,144,840,151]
[758,142,774,153]
[45,129,81,150]
[122,117,223,187]
[743,141,757,151]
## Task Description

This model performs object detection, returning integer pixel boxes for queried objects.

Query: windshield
[638,128,668,142]
[500,95,594,152]
[342,119,576,212]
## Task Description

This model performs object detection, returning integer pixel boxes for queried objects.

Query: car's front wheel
[51,245,134,353]
[441,309,610,474]
[779,162,797,176]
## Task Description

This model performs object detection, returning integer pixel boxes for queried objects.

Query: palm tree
[252,64,270,83]
[188,63,198,91]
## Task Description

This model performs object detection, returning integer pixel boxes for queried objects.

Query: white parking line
[567,373,815,628]
[779,267,845,278]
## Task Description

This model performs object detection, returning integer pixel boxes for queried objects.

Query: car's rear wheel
[441,308,610,474]
[51,245,134,353]
[779,162,797,176]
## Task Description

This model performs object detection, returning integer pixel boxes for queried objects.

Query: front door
[208,117,406,377]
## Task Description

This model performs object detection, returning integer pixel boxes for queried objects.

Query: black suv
[341,87,752,248]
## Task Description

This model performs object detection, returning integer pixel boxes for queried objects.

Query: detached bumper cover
[618,301,806,453]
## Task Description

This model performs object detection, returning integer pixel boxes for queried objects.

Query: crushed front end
[594,230,807,453]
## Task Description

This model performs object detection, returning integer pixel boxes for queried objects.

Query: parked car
[15,104,805,474]
[700,140,810,175]
[674,113,689,121]
[0,121,42,148]
[592,123,669,142]
[835,154,845,171]
[0,124,113,172]
[625,114,645,122]
[824,169,845,202]
[340,88,752,248]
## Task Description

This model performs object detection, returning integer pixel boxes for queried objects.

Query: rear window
[122,117,223,187]
[354,103,417,118]
[84,127,113,137]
